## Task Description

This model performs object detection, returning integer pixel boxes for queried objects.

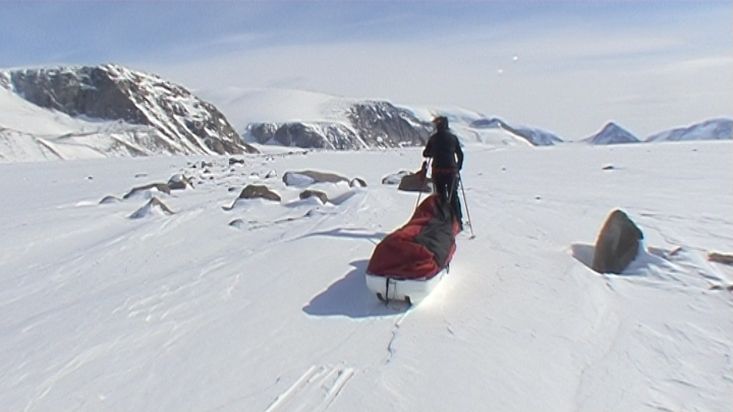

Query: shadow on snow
[303,259,409,318]
[293,228,387,245]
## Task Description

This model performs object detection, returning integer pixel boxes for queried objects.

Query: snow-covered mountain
[201,87,561,150]
[583,122,640,145]
[469,117,563,146]
[247,100,432,150]
[0,64,257,161]
[646,118,733,142]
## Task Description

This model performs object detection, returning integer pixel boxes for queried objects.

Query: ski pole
[458,172,475,238]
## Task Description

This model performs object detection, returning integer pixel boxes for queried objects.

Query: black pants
[432,170,462,223]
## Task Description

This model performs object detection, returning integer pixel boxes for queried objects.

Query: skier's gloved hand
[418,161,428,181]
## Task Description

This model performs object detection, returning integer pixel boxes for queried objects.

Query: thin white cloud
[140,5,732,140]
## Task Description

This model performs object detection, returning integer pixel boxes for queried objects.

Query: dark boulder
[238,185,281,202]
[167,174,193,190]
[592,209,644,274]
[299,190,329,204]
[398,173,431,193]
[350,178,367,188]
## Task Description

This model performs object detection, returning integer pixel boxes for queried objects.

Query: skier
[422,115,464,228]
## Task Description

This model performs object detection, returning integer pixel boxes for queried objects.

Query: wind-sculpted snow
[0,142,731,411]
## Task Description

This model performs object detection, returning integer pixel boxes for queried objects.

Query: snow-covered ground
[1,141,732,411]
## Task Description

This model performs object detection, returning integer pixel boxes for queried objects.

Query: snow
[197,87,354,130]
[1,141,732,411]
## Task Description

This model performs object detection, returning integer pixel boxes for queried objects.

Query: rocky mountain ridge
[0,64,257,159]
[246,100,432,150]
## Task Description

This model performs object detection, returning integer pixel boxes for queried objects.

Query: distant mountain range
[579,119,733,145]
[0,63,730,162]
[646,118,732,142]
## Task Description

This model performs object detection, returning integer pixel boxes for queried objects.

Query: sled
[365,266,449,305]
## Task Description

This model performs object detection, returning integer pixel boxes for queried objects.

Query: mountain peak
[584,122,639,145]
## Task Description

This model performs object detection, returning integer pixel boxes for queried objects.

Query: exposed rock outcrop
[592,209,644,274]
[349,178,367,188]
[167,174,193,190]
[123,183,171,199]
[247,101,431,150]
[3,64,258,156]
[237,185,281,202]
[299,190,329,204]
[128,197,174,219]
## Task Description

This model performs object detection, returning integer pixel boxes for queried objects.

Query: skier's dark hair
[432,116,449,131]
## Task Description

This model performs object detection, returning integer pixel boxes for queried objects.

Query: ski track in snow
[264,364,355,412]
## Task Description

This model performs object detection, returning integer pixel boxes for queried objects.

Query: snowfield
[1,141,732,411]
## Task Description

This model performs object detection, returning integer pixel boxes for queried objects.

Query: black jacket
[422,129,464,170]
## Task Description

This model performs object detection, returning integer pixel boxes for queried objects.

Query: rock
[228,219,247,229]
[167,174,193,190]
[708,252,733,265]
[99,195,122,204]
[602,164,615,170]
[398,172,431,193]
[229,157,245,166]
[123,183,171,199]
[382,170,411,185]
[128,197,174,219]
[591,209,644,274]
[299,190,328,204]
[265,170,277,179]
[283,170,349,187]
[237,184,281,202]
[349,177,367,188]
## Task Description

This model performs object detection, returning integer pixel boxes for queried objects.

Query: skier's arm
[455,137,464,170]
[422,136,433,158]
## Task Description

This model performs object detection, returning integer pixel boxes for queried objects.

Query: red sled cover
[367,194,460,280]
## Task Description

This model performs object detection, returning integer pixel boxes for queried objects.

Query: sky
[1,0,731,139]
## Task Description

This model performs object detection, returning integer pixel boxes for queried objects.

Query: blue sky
[1,1,731,138]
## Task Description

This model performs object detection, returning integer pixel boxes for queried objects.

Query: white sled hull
[365,269,447,304]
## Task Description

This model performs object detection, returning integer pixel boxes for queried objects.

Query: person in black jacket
[422,115,464,227]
